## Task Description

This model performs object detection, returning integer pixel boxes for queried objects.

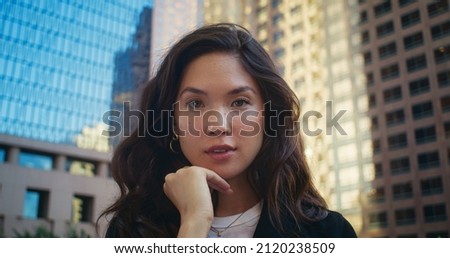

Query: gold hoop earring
[169,133,179,153]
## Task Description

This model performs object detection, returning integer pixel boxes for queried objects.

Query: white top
[207,201,262,238]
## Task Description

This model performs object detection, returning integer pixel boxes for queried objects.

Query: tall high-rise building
[150,0,204,75]
[358,0,450,237]
[0,0,153,237]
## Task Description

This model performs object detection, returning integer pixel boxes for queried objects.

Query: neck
[214,173,259,217]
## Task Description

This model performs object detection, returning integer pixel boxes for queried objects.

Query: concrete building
[0,134,115,237]
[358,0,450,237]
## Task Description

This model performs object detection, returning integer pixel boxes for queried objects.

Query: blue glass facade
[0,0,152,148]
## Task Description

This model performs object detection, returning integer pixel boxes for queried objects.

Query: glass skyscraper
[0,0,152,151]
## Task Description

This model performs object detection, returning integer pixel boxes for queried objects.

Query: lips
[206,145,236,161]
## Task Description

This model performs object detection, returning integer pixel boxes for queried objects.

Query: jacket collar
[253,201,283,237]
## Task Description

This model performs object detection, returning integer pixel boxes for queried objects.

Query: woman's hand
[163,166,232,237]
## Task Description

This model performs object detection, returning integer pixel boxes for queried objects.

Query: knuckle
[164,173,174,182]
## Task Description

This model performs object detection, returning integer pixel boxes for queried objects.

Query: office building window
[373,139,381,154]
[66,158,97,177]
[383,86,402,103]
[72,194,93,223]
[427,0,449,18]
[412,101,433,120]
[0,146,6,163]
[424,203,447,223]
[274,48,285,60]
[272,13,283,26]
[445,121,450,138]
[441,95,450,112]
[426,231,449,238]
[399,0,416,7]
[371,116,379,131]
[437,70,450,87]
[374,162,383,178]
[364,51,372,65]
[386,109,405,127]
[421,176,443,196]
[434,45,450,64]
[272,0,282,8]
[23,189,49,219]
[273,31,284,43]
[290,5,301,16]
[368,187,385,203]
[401,10,421,28]
[292,40,302,51]
[431,20,450,40]
[393,182,413,200]
[376,20,395,38]
[446,147,450,163]
[378,41,397,59]
[366,72,374,86]
[369,211,388,228]
[391,157,410,175]
[407,54,427,73]
[381,63,399,81]
[409,77,430,96]
[415,125,436,144]
[388,133,407,150]
[360,10,368,24]
[362,30,370,44]
[19,150,53,171]
[374,1,392,17]
[395,208,416,225]
[404,32,424,50]
[418,151,440,170]
[369,94,376,107]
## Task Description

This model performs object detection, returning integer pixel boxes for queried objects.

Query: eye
[187,100,203,109]
[232,98,250,107]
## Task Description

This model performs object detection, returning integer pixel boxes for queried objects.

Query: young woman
[100,23,356,238]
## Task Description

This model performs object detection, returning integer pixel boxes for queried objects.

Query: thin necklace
[210,210,247,237]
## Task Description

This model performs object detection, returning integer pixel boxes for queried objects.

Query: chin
[214,167,248,181]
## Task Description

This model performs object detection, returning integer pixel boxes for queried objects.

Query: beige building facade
[0,135,115,237]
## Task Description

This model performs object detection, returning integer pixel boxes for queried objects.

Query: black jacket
[106,204,357,238]
[253,204,357,237]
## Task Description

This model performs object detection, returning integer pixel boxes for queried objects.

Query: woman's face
[174,52,264,182]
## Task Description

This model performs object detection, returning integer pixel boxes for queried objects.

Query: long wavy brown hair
[98,23,327,237]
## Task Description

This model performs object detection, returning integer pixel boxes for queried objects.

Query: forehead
[178,52,260,95]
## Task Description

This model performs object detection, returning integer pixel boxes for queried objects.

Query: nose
[204,109,233,136]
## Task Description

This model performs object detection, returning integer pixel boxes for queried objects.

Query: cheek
[178,136,197,162]
[233,112,264,137]
[176,115,203,137]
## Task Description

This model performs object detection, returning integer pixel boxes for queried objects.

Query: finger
[204,171,233,194]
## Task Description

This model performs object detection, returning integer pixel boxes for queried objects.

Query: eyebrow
[178,87,207,97]
[178,86,256,97]
[227,86,256,95]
